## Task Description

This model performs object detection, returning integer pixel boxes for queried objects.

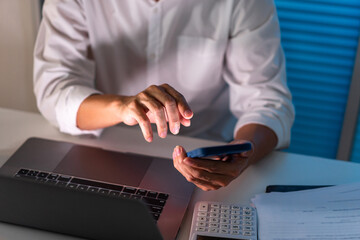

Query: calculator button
[196,227,207,232]
[209,223,219,228]
[244,206,251,211]
[209,218,219,223]
[221,205,230,210]
[219,229,230,234]
[211,203,220,208]
[244,221,253,226]
[244,216,252,221]
[231,215,241,220]
[197,216,207,222]
[210,208,220,213]
[197,212,207,217]
[209,228,219,233]
[220,214,229,219]
[220,219,230,224]
[243,226,254,231]
[244,231,254,236]
[231,210,241,215]
[220,224,230,229]
[244,210,252,215]
[221,209,230,214]
[198,202,208,212]
[231,220,242,225]
[231,230,242,235]
[210,213,219,218]
[196,222,207,227]
[231,206,241,210]
[231,225,241,230]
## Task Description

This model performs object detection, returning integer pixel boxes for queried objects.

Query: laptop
[0,137,195,240]
[0,174,163,240]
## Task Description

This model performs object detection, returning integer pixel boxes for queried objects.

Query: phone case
[265,185,332,193]
[187,143,252,158]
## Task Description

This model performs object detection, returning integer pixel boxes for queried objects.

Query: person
[34,0,295,191]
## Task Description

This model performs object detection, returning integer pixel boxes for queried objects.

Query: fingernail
[172,124,180,135]
[175,146,181,156]
[146,136,153,142]
[160,131,167,138]
[174,146,181,157]
[178,149,184,164]
[184,110,193,119]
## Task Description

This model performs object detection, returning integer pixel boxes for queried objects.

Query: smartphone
[186,143,252,158]
[265,185,332,193]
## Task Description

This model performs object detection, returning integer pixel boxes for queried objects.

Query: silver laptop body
[0,137,194,240]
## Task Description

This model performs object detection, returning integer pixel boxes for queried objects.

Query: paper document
[252,182,360,240]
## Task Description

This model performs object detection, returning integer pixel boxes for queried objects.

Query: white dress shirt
[34,0,295,148]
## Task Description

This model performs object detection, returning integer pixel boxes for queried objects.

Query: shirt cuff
[55,85,103,137]
[233,112,290,149]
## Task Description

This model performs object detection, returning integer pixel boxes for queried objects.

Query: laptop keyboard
[14,168,169,221]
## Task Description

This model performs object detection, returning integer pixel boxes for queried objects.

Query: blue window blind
[351,112,360,162]
[274,0,360,158]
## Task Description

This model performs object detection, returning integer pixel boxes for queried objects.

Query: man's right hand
[76,84,193,142]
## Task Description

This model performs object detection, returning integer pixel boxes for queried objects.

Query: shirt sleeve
[223,0,295,149]
[33,0,102,136]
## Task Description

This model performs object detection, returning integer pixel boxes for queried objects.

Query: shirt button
[153,8,158,13]
[149,53,156,60]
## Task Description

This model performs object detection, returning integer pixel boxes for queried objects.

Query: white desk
[1,107,360,240]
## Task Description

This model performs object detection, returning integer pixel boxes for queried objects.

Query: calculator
[189,201,257,240]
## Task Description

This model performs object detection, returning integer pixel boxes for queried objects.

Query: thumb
[173,145,187,162]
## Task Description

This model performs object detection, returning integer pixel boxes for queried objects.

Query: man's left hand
[172,140,254,191]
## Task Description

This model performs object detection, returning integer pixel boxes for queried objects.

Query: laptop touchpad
[54,145,152,187]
